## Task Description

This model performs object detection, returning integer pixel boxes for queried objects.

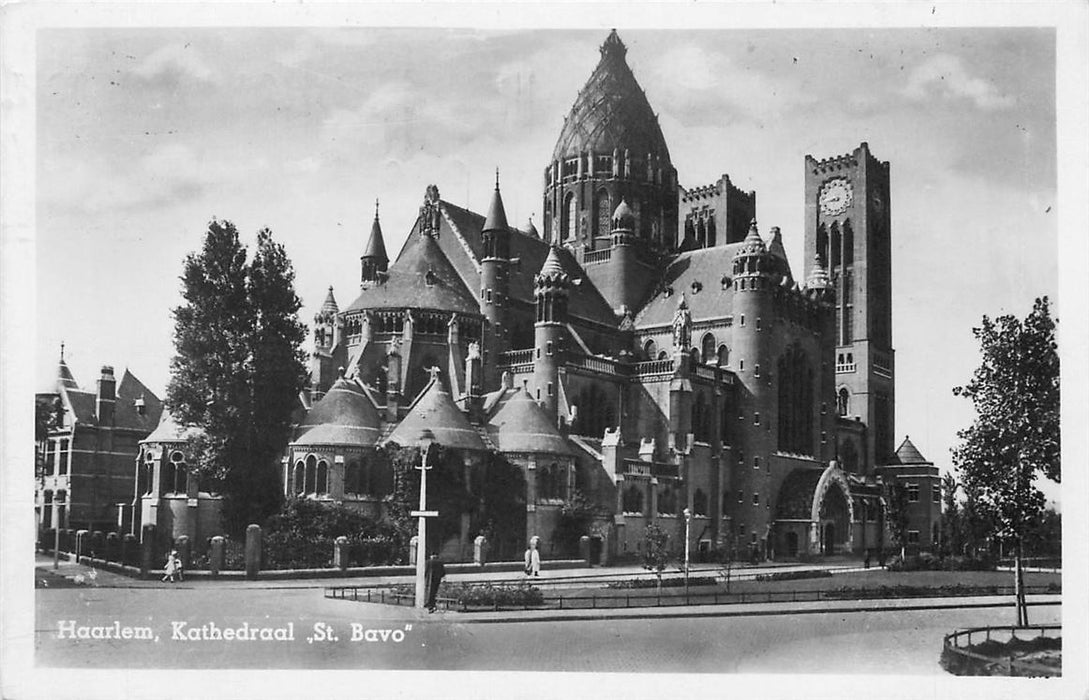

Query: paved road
[35,585,1060,673]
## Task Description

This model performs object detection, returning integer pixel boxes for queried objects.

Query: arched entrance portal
[810,463,855,555]
[822,523,835,554]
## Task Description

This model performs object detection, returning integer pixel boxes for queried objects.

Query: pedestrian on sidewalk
[162,549,180,583]
[864,550,871,569]
[424,554,446,612]
[524,537,541,577]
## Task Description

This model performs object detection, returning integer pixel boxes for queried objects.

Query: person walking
[424,554,446,612]
[162,549,180,583]
[524,537,541,577]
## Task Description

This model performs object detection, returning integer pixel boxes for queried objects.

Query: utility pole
[683,507,691,597]
[413,430,439,609]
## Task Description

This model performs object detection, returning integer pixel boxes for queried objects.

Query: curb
[443,595,1062,625]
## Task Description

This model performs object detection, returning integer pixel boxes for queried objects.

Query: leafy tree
[34,397,55,479]
[476,454,527,560]
[553,489,609,558]
[382,443,476,558]
[167,220,308,533]
[641,523,671,591]
[882,480,910,560]
[952,296,1059,625]
[939,473,960,558]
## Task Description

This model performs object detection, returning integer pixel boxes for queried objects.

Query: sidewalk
[34,552,865,591]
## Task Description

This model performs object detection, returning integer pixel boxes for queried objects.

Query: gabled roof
[440,201,618,327]
[893,436,930,465]
[343,228,479,316]
[486,389,571,456]
[143,408,199,444]
[114,369,163,432]
[385,377,486,452]
[293,376,383,447]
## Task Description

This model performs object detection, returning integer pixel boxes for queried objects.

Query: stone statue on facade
[671,292,691,351]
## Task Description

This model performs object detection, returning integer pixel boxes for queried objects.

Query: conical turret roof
[487,389,571,455]
[320,286,339,315]
[525,216,540,239]
[551,30,672,165]
[293,376,383,446]
[57,357,79,390]
[806,253,831,290]
[483,178,509,232]
[612,199,634,230]
[538,245,566,280]
[736,219,768,257]
[386,376,486,452]
[894,436,930,465]
[362,204,388,263]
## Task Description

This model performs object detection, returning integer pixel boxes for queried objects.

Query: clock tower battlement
[803,142,894,470]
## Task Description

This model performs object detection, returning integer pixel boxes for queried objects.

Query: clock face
[819,178,853,216]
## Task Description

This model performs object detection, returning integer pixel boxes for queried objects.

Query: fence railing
[326,583,1059,614]
[942,624,1061,677]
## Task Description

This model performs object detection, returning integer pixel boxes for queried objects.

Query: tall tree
[167,220,308,532]
[882,480,910,561]
[952,296,1059,625]
[939,472,960,558]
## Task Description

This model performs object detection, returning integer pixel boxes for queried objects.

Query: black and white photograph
[2,3,1087,699]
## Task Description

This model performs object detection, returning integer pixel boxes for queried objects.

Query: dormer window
[425,268,438,286]
[691,280,703,294]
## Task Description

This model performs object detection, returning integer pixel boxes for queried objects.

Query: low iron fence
[325,583,1059,613]
[942,624,1061,677]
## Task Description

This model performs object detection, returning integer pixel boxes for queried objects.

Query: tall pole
[683,507,691,597]
[53,497,63,570]
[414,447,430,609]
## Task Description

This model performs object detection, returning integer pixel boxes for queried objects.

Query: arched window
[689,348,700,365]
[838,388,850,417]
[564,192,577,241]
[294,460,304,495]
[142,454,155,495]
[693,488,708,516]
[42,490,53,528]
[701,333,716,364]
[717,344,729,367]
[706,218,717,247]
[643,339,657,361]
[657,483,677,515]
[166,451,187,494]
[304,455,317,495]
[595,189,611,236]
[316,460,328,495]
[623,485,644,514]
[657,350,668,360]
[345,460,360,495]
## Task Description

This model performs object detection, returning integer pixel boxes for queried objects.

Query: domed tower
[730,220,776,552]
[543,29,678,310]
[360,200,389,289]
[480,173,511,386]
[532,246,570,420]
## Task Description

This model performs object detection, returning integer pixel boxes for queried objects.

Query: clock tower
[804,142,894,471]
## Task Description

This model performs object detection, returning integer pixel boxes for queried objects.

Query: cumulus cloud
[132,44,218,84]
[902,53,1014,110]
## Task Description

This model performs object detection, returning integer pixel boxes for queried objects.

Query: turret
[96,365,116,425]
[532,246,570,420]
[360,199,389,288]
[480,172,511,385]
[313,286,339,352]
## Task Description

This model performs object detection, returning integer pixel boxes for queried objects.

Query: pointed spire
[806,253,831,290]
[57,343,79,390]
[362,199,388,266]
[538,245,566,280]
[612,198,634,230]
[483,170,509,232]
[600,28,627,61]
[526,214,540,239]
[321,285,339,314]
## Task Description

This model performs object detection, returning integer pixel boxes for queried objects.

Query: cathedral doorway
[822,523,836,554]
[785,531,799,558]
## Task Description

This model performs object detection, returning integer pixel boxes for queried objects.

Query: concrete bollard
[122,533,137,567]
[579,535,591,565]
[91,530,105,560]
[209,536,225,576]
[106,532,120,562]
[334,536,350,571]
[408,535,418,566]
[140,524,157,579]
[473,535,488,566]
[175,535,191,571]
[244,524,261,580]
[75,530,90,563]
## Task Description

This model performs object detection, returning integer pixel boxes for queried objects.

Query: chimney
[96,366,116,425]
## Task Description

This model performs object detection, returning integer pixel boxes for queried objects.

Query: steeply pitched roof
[293,376,383,447]
[143,408,199,444]
[57,359,79,390]
[893,436,930,465]
[551,30,672,165]
[486,389,571,456]
[385,378,486,452]
[343,228,479,315]
[114,369,163,432]
[440,202,618,327]
[362,210,388,263]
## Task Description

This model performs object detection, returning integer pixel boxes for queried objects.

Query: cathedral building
[291,30,938,562]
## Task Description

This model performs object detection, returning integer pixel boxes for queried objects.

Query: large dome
[551,30,672,165]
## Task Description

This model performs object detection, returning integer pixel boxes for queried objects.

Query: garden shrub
[259,498,405,569]
[754,569,833,582]
[391,581,544,607]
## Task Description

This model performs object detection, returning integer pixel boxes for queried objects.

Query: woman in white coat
[524,536,541,577]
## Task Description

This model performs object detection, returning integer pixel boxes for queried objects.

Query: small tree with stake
[882,480,911,562]
[953,297,1059,626]
[641,523,671,592]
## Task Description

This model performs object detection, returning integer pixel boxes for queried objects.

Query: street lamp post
[413,430,439,609]
[683,507,691,597]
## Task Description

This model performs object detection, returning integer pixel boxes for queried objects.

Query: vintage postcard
[2,3,1086,699]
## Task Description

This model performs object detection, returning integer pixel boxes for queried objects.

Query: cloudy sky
[34,24,1060,498]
